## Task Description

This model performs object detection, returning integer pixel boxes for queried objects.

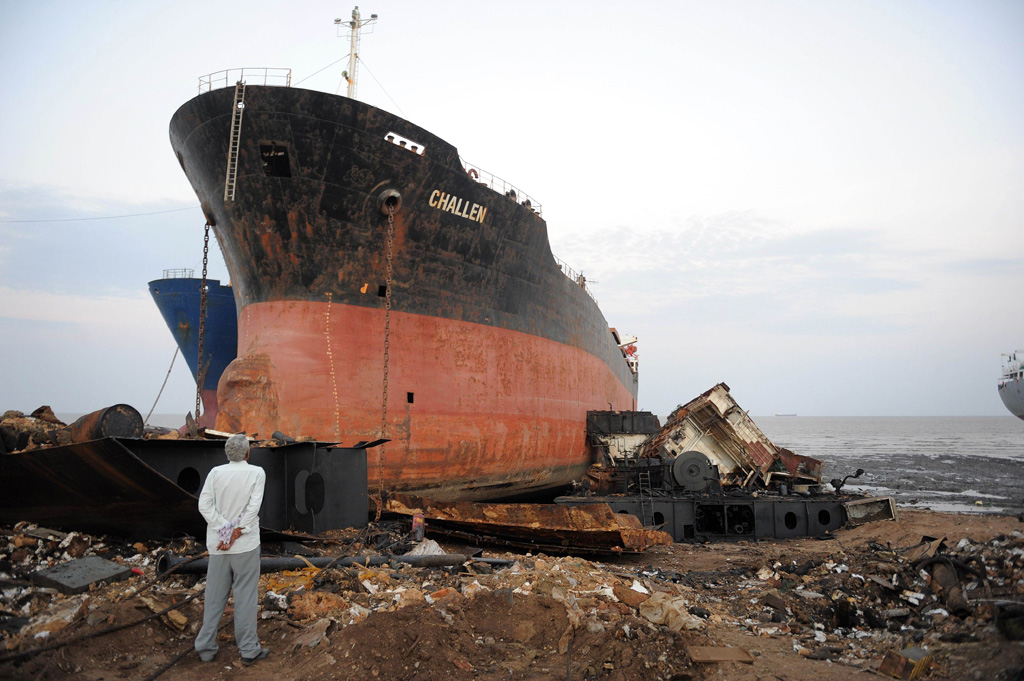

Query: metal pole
[347,7,360,98]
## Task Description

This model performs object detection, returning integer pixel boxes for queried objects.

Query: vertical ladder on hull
[223,81,246,202]
[637,470,653,527]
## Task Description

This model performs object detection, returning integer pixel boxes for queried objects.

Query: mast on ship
[335,6,377,99]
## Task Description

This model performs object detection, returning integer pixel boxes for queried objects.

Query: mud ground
[2,509,1023,681]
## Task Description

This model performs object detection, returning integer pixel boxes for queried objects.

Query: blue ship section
[148,277,238,392]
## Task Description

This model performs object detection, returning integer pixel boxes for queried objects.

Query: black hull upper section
[169,85,636,398]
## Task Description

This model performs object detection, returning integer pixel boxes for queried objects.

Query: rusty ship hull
[169,84,638,500]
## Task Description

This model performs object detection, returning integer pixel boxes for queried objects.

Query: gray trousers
[194,547,261,660]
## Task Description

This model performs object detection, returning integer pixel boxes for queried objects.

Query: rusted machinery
[561,385,896,542]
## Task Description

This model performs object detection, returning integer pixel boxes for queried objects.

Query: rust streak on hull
[217,300,636,500]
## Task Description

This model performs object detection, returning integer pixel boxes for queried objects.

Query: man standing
[194,433,270,665]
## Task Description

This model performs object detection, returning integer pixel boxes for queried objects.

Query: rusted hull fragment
[0,438,206,538]
[386,493,672,553]
[0,438,369,539]
[638,383,823,489]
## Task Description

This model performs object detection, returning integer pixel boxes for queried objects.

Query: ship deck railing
[161,268,195,279]
[461,159,542,218]
[552,256,598,306]
[198,68,293,94]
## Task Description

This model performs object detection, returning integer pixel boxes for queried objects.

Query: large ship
[998,351,1024,420]
[148,269,238,428]
[168,20,638,500]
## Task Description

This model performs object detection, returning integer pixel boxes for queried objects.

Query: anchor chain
[374,207,395,520]
[145,347,179,426]
[196,224,210,423]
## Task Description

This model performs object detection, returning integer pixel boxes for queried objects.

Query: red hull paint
[216,300,636,500]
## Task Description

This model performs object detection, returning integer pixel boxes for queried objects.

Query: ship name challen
[428,190,487,224]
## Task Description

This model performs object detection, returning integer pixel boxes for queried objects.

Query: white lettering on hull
[428,189,487,224]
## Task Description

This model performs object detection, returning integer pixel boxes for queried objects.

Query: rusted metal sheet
[386,493,672,553]
[0,438,370,540]
[0,438,205,538]
[776,448,823,482]
[642,383,823,487]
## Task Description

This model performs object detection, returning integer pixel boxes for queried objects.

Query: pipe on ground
[157,551,479,576]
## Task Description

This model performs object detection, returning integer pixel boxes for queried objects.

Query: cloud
[0,286,154,332]
[944,258,1024,276]
[0,286,195,413]
[559,213,921,331]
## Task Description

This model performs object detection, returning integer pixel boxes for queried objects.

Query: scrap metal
[0,437,372,539]
[641,382,822,488]
[559,385,896,542]
[385,493,672,553]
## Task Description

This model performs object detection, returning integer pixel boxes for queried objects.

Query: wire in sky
[294,55,351,87]
[357,57,407,118]
[0,205,200,224]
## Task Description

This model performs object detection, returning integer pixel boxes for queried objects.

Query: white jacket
[198,460,266,554]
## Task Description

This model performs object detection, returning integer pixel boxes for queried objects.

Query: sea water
[756,415,1024,515]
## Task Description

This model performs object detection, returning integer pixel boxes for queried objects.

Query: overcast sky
[1,0,1022,420]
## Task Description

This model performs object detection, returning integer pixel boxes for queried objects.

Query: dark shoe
[241,647,270,666]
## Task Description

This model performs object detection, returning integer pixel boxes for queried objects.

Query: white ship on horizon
[998,351,1024,421]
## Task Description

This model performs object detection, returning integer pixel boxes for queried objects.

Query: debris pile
[645,383,821,487]
[0,408,70,453]
[0,405,152,454]
[1,522,697,680]
[583,384,835,498]
[3,513,1022,680]
[646,526,1024,675]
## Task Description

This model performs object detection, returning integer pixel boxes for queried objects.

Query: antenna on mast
[334,6,378,100]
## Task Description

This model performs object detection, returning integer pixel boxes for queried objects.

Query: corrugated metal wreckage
[0,385,894,551]
[559,383,896,543]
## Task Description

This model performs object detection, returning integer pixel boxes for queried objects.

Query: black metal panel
[0,438,205,539]
[662,500,694,541]
[586,411,660,436]
[773,502,809,539]
[806,501,844,535]
[754,502,776,539]
[122,439,368,533]
[120,438,288,530]
[281,445,367,533]
[1,438,369,540]
[554,494,856,543]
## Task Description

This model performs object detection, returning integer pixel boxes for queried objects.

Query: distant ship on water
[774,413,797,417]
[998,351,1024,421]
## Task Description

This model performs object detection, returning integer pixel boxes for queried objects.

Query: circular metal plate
[670,451,713,491]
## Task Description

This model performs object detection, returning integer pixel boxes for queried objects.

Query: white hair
[224,434,250,462]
